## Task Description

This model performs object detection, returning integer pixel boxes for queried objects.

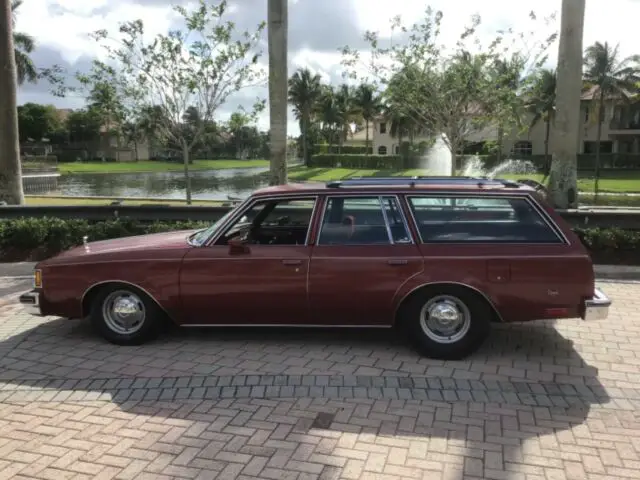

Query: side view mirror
[228,236,250,255]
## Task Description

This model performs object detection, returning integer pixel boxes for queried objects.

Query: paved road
[0,281,638,479]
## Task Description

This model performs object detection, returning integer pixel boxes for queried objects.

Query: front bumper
[582,287,611,321]
[19,290,43,316]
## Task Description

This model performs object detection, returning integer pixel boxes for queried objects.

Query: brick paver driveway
[0,280,638,479]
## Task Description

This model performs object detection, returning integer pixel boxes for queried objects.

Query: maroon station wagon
[20,177,611,359]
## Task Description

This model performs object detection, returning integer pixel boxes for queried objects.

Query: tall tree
[17,103,64,142]
[86,0,265,203]
[0,0,23,204]
[316,86,340,151]
[548,0,585,209]
[342,9,555,176]
[491,56,524,163]
[583,41,640,202]
[288,68,322,165]
[268,0,288,185]
[353,83,381,155]
[334,84,358,153]
[11,0,36,85]
[525,69,557,180]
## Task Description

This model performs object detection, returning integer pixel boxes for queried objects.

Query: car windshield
[188,204,242,246]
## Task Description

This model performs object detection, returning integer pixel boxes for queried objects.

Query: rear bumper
[19,290,43,316]
[582,287,611,321]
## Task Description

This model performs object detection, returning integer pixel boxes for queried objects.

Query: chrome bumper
[19,290,43,316]
[582,287,611,321]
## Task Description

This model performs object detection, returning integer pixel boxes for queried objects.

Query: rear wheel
[400,286,492,360]
[90,285,162,345]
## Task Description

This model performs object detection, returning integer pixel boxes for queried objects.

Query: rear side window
[318,196,411,245]
[407,196,564,244]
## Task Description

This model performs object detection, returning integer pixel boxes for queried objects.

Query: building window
[379,122,386,134]
[394,145,400,154]
[511,141,532,156]
[378,146,387,155]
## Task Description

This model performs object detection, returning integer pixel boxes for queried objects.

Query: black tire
[399,285,492,360]
[90,284,162,345]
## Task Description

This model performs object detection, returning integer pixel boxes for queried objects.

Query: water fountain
[420,133,538,178]
[422,134,453,175]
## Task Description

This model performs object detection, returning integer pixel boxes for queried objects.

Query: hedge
[1,217,640,265]
[314,145,372,155]
[309,154,411,169]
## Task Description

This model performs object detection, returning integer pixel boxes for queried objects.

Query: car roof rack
[325,176,522,188]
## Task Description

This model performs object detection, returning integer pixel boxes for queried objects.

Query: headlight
[34,269,42,289]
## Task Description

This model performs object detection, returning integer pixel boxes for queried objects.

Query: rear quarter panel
[39,249,188,321]
[394,192,595,322]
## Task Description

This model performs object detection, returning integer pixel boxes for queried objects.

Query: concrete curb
[594,265,640,281]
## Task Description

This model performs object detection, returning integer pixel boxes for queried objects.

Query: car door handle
[282,259,302,266]
[387,259,408,265]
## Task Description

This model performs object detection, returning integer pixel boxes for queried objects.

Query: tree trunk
[182,141,192,205]
[0,0,24,204]
[542,117,551,180]
[365,119,369,156]
[547,0,584,209]
[267,0,288,186]
[594,91,604,204]
[302,114,308,166]
[496,124,504,164]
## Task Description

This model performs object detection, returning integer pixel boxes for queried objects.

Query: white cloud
[15,0,640,138]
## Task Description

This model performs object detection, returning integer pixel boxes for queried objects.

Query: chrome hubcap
[420,295,471,344]
[102,290,146,335]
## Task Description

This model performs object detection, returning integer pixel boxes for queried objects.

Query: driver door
[179,196,317,325]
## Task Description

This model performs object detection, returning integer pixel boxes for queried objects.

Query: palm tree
[316,86,340,151]
[353,84,381,155]
[525,69,557,180]
[267,0,288,185]
[11,0,37,85]
[288,68,322,165]
[547,0,584,209]
[492,57,523,163]
[334,84,359,153]
[583,41,640,201]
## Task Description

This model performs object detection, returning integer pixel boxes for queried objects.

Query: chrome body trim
[582,287,611,321]
[180,323,393,328]
[379,196,394,244]
[393,281,505,323]
[19,290,43,316]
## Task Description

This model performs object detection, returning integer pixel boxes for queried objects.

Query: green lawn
[286,166,640,193]
[59,159,268,174]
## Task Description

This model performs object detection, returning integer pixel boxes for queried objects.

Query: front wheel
[400,286,492,360]
[90,285,162,345]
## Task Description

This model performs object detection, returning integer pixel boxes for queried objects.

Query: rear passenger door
[308,195,424,326]
[406,194,586,322]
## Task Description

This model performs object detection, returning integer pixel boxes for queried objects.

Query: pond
[54,167,272,200]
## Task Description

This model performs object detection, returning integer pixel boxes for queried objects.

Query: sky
[14,0,640,137]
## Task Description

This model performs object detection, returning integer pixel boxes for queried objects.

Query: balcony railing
[609,119,640,130]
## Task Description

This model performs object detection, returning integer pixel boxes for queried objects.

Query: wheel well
[395,283,502,326]
[81,281,167,319]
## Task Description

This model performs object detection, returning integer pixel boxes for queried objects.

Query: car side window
[318,196,406,245]
[217,198,317,246]
[408,195,564,243]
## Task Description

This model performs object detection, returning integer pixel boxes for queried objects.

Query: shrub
[1,217,639,263]
[309,154,421,169]
[314,145,371,155]
[0,218,209,261]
